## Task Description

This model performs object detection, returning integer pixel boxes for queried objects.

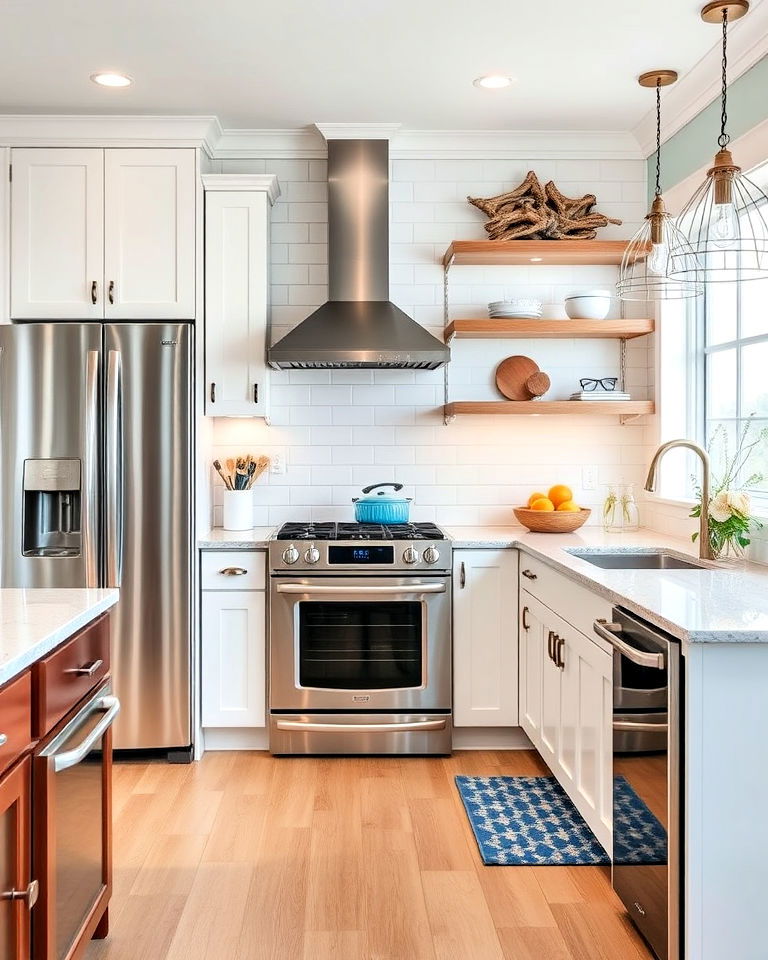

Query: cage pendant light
[617,70,703,300]
[671,0,768,283]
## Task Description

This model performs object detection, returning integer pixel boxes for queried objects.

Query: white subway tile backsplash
[209,147,651,527]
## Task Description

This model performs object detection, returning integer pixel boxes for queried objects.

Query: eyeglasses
[579,378,618,392]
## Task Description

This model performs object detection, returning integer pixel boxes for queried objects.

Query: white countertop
[0,588,119,686]
[197,523,768,644]
[449,526,768,645]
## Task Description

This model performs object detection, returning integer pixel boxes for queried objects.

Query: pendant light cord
[655,78,662,197]
[719,8,730,148]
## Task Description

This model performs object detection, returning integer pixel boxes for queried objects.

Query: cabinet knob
[1,879,39,910]
[219,567,248,576]
[108,280,115,305]
[90,280,97,305]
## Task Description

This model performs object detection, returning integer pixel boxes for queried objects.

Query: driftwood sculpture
[468,171,622,240]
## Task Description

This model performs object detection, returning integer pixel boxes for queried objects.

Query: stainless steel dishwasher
[594,609,681,960]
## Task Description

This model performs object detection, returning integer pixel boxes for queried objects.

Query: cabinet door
[539,619,562,768]
[205,191,270,416]
[11,148,104,319]
[452,550,518,727]
[519,590,545,747]
[104,149,195,319]
[201,591,265,727]
[0,757,32,960]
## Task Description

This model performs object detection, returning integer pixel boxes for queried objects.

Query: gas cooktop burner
[275,521,446,541]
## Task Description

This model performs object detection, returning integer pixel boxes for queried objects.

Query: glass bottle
[619,482,639,531]
[602,484,621,533]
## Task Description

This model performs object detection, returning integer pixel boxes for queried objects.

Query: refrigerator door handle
[106,350,123,588]
[83,350,100,587]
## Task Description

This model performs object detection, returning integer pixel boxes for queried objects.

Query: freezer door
[0,324,102,588]
[104,323,192,750]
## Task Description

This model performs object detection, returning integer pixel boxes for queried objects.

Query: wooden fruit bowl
[513,507,591,533]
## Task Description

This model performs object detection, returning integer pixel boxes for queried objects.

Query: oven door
[270,576,451,712]
[33,683,119,960]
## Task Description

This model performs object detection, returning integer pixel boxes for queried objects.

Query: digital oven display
[328,545,395,564]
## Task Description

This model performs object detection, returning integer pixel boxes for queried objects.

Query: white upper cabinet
[11,149,104,319]
[203,175,280,417]
[104,149,196,319]
[452,549,519,727]
[10,147,195,320]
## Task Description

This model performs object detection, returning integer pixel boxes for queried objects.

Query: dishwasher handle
[593,619,665,670]
[52,696,120,773]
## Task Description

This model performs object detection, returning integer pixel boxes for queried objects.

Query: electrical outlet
[582,466,598,491]
[270,454,286,476]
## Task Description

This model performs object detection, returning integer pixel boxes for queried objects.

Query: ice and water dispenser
[22,459,82,557]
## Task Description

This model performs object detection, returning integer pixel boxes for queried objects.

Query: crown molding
[0,114,644,161]
[633,4,768,156]
[201,173,281,203]
[0,114,222,154]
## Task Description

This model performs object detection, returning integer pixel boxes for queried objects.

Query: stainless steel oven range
[269,522,452,755]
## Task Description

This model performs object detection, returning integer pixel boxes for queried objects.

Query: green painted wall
[648,53,768,201]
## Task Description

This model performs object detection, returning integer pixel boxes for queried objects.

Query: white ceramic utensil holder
[222,490,253,531]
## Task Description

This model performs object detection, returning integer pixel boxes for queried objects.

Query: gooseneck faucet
[644,439,714,560]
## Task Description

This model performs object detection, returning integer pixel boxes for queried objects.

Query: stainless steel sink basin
[567,550,705,570]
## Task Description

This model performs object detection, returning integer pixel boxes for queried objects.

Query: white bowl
[564,293,612,320]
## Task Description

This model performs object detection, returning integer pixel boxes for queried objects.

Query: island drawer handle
[522,606,530,630]
[65,659,104,677]
[220,566,248,576]
[1,879,39,910]
[521,569,537,581]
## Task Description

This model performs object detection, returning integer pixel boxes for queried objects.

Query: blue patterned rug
[455,775,667,866]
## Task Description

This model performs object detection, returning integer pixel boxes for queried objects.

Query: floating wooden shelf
[443,239,631,267]
[444,400,655,423]
[444,318,654,341]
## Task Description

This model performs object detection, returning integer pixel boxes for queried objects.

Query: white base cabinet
[519,583,613,852]
[201,551,266,729]
[452,549,519,727]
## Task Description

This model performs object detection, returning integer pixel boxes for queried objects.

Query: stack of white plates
[488,298,543,319]
[569,391,631,401]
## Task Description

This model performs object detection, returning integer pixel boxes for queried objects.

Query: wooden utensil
[213,459,234,491]
[495,356,550,400]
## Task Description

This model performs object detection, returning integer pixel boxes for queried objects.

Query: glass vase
[603,482,639,533]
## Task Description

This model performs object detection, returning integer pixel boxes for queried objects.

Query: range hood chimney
[268,132,450,370]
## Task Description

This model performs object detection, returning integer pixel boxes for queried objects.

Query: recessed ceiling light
[473,75,515,90]
[90,72,133,88]
[530,257,543,262]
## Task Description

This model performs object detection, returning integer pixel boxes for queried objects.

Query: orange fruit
[556,500,581,512]
[529,497,555,512]
[548,484,573,508]
[527,491,547,507]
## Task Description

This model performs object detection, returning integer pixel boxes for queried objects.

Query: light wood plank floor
[87,749,652,960]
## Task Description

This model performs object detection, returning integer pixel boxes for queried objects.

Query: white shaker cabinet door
[519,590,547,748]
[104,149,196,319]
[11,148,104,319]
[201,590,265,727]
[204,189,271,417]
[452,549,519,727]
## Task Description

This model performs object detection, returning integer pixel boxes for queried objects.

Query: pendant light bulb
[647,241,669,275]
[710,200,738,248]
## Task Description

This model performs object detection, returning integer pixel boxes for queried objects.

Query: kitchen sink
[566,549,706,570]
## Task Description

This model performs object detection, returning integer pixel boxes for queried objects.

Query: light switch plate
[582,466,598,491]
[270,454,286,475]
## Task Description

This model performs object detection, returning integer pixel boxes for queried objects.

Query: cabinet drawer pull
[219,566,248,576]
[90,280,97,304]
[108,280,115,304]
[522,605,530,630]
[210,382,216,404]
[521,569,537,581]
[1,879,39,910]
[556,637,565,670]
[253,383,259,404]
[547,630,555,662]
[0,733,7,748]
[65,659,104,677]
[459,561,466,589]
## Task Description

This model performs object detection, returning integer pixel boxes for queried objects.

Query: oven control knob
[403,546,420,565]
[304,543,320,564]
[423,545,440,565]
[282,544,299,565]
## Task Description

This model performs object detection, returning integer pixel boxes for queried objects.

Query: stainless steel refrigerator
[0,322,192,756]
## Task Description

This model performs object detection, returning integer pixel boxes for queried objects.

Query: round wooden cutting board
[495,355,549,400]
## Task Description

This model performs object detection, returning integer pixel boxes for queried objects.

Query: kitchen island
[0,587,119,959]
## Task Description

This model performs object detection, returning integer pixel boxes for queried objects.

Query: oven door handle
[275,582,446,596]
[51,696,120,773]
[613,719,669,733]
[593,619,665,670]
[275,718,447,733]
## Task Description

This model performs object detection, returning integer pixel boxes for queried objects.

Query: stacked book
[569,390,631,401]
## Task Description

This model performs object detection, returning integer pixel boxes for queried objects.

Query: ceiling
[0,0,761,132]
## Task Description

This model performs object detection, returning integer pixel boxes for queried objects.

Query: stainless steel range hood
[268,138,450,370]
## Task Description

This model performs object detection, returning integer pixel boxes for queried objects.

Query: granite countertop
[198,527,274,549]
[0,588,119,686]
[448,526,768,645]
